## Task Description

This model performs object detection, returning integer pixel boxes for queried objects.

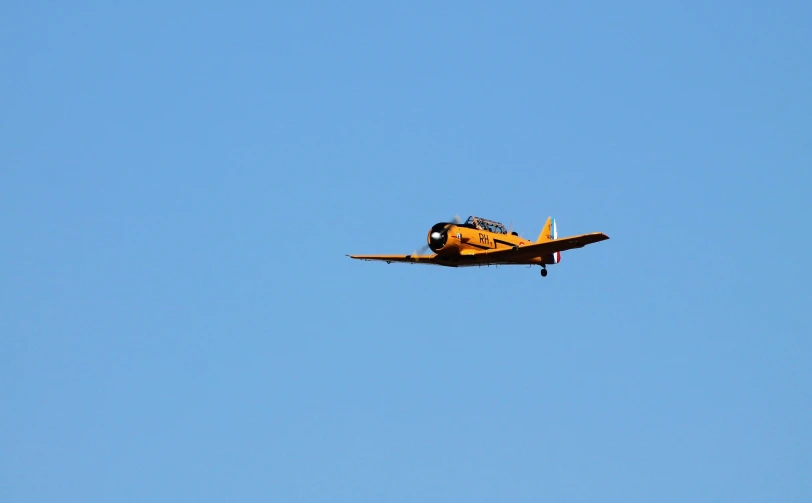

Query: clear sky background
[2,1,811,501]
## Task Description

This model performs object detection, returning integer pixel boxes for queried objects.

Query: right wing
[473,232,610,263]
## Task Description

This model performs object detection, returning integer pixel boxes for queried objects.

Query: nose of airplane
[427,222,452,252]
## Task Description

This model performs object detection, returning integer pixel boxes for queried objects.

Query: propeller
[410,214,461,260]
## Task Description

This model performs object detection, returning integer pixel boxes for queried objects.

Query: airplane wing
[347,254,448,266]
[472,232,610,263]
[348,232,609,267]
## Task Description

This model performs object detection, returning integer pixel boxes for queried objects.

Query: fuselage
[427,222,553,265]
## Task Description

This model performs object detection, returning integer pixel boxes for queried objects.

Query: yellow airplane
[348,215,609,277]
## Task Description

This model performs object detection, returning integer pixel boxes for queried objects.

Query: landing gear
[540,266,548,277]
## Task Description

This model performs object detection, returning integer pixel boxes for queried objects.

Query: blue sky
[2,1,810,501]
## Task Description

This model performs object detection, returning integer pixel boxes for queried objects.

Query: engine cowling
[427,222,451,252]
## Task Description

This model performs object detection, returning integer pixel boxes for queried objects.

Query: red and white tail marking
[552,218,561,264]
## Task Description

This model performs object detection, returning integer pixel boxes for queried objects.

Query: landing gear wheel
[540,268,548,277]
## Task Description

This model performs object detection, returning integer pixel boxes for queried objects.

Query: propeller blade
[411,243,431,260]
[442,214,462,231]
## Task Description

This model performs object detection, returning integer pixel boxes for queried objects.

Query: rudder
[537,217,561,264]
[537,217,554,243]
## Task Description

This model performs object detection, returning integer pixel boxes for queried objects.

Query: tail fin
[537,217,555,243]
[537,217,561,263]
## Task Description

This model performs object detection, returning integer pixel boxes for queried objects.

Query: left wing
[347,254,448,266]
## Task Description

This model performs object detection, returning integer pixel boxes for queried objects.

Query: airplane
[348,215,609,277]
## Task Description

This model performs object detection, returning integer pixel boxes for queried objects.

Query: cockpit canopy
[463,216,507,234]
